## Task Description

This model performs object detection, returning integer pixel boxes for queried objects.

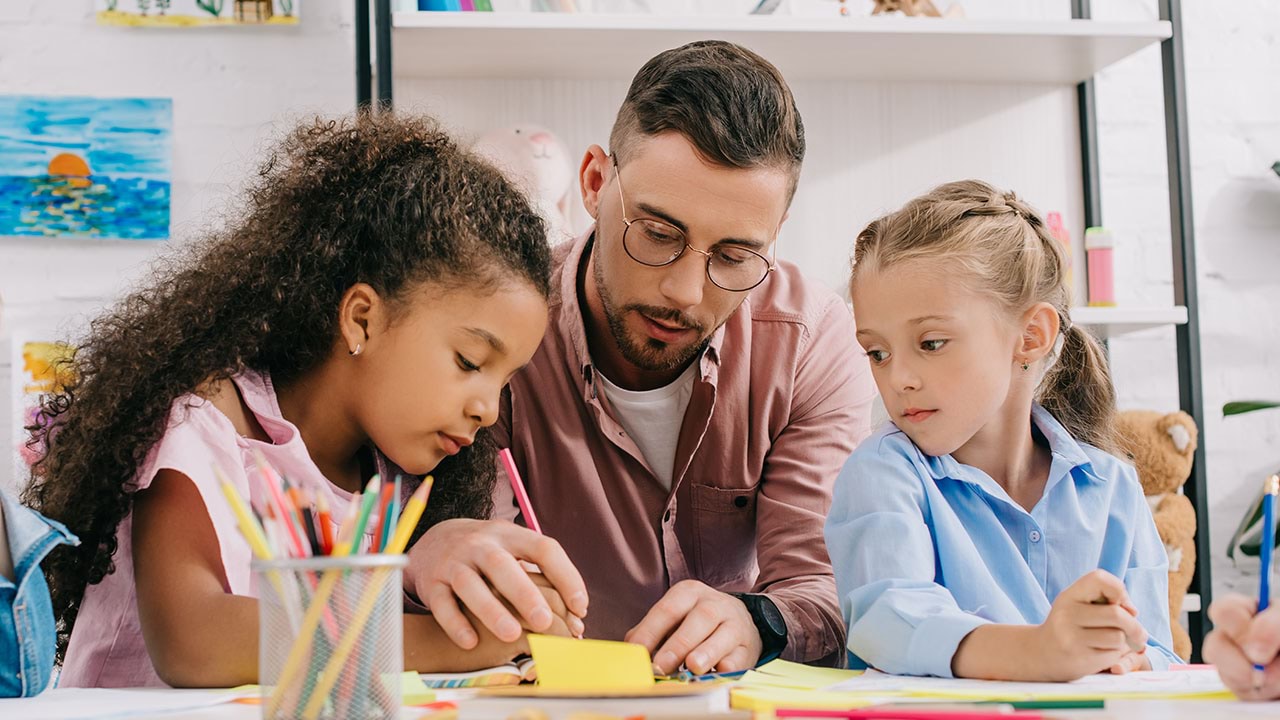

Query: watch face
[761,598,787,637]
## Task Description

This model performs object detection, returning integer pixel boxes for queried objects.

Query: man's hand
[405,519,588,649]
[624,580,763,675]
[1205,593,1280,700]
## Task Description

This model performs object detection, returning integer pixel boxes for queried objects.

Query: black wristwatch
[733,593,788,660]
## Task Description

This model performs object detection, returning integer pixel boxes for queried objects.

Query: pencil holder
[255,555,407,720]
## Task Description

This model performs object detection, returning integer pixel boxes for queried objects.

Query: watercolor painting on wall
[0,94,172,240]
[10,338,76,487]
[96,0,299,27]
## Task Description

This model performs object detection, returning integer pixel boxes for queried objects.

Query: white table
[4,689,1277,720]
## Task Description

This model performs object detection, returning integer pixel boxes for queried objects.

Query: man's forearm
[761,577,844,664]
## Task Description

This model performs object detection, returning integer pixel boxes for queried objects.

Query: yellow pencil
[301,476,434,720]
[386,476,434,554]
[215,467,273,561]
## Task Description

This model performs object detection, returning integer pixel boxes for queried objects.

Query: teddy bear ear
[1157,410,1198,456]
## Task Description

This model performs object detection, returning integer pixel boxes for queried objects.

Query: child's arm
[133,469,561,687]
[953,570,1150,681]
[825,438,990,678]
[826,438,1149,681]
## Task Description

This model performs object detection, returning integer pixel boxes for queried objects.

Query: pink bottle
[1046,211,1072,289]
[1085,227,1116,307]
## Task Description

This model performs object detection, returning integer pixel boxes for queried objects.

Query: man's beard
[594,253,711,373]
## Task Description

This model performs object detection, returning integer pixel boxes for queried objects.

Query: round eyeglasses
[612,156,776,293]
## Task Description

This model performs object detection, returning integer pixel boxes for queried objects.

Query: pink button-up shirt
[492,228,877,664]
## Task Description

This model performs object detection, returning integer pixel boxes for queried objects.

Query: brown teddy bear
[1115,410,1198,662]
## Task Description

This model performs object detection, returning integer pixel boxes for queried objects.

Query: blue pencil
[1255,474,1278,690]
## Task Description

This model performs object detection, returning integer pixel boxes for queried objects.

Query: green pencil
[348,474,381,554]
[990,699,1106,710]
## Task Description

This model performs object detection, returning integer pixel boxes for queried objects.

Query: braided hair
[850,179,1117,453]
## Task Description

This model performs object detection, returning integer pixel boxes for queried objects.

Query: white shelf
[1071,306,1188,338]
[392,13,1171,83]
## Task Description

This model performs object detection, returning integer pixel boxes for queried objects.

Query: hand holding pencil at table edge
[953,570,1150,682]
[1205,472,1280,700]
[402,447,589,650]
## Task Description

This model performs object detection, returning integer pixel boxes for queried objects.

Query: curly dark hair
[21,112,552,658]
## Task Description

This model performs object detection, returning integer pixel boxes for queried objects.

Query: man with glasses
[405,41,876,674]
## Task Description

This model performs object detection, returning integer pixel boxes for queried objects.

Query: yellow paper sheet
[748,659,862,689]
[526,634,655,692]
[400,672,438,706]
[731,685,882,712]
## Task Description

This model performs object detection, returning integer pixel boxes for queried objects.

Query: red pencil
[315,491,335,555]
[370,477,395,552]
[252,452,308,557]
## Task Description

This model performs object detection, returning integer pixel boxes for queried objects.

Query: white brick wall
[1,0,1277,606]
[1091,0,1280,598]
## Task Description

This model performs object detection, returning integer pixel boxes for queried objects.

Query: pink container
[1085,227,1115,307]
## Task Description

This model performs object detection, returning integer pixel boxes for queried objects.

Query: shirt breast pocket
[689,483,759,588]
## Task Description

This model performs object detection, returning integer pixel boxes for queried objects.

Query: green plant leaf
[1224,401,1280,416]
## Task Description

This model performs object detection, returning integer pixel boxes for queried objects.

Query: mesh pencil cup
[255,554,406,720]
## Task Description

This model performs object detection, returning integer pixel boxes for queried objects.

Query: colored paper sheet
[526,634,655,692]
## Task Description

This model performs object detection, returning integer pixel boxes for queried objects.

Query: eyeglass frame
[610,155,778,293]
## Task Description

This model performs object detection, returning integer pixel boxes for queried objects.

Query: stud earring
[349,343,363,357]
[1021,360,1030,371]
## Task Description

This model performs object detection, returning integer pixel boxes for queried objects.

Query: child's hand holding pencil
[1203,474,1280,701]
[1031,570,1150,681]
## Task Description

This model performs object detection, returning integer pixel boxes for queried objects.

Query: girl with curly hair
[21,112,574,687]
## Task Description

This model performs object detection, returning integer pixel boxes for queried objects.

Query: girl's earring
[349,343,363,357]
[1021,360,1030,372]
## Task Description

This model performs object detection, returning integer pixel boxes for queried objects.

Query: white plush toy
[473,124,576,243]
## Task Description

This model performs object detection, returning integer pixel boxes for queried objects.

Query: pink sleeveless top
[60,370,406,688]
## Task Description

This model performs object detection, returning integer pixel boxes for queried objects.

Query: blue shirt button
[1029,530,1042,543]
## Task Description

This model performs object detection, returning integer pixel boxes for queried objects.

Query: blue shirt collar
[919,405,1102,499]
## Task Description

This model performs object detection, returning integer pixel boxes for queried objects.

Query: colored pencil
[301,477,435,720]
[315,491,335,555]
[1255,474,1278,690]
[499,448,541,533]
[253,452,309,557]
[380,475,402,552]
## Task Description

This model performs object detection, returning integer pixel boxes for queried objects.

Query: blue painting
[0,95,172,240]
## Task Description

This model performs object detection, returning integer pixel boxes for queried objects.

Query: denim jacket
[0,490,76,697]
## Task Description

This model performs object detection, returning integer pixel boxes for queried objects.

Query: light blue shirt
[825,405,1179,678]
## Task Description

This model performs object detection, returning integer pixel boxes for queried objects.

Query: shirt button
[734,496,749,508]
[1029,530,1042,543]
